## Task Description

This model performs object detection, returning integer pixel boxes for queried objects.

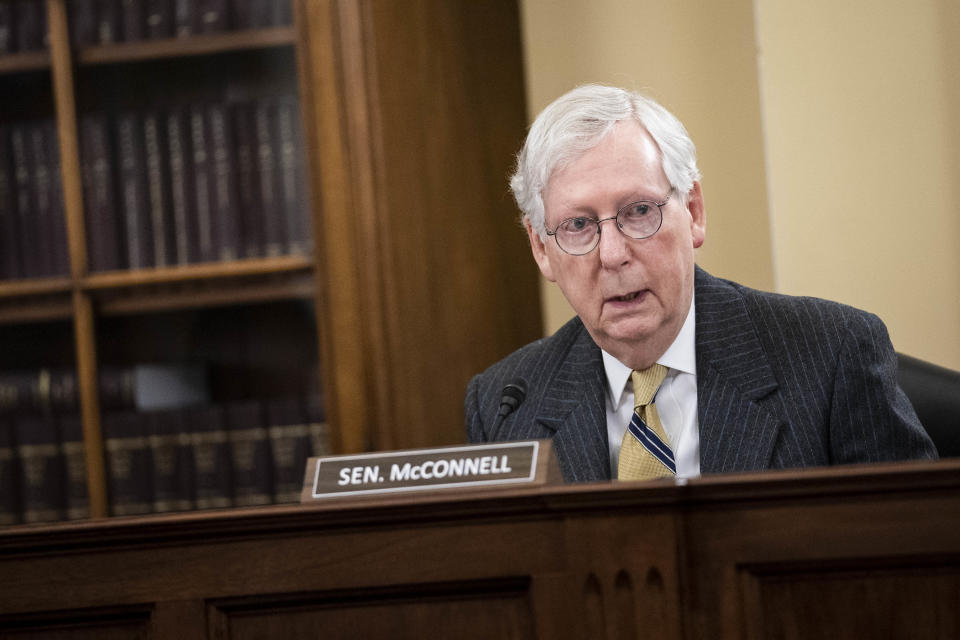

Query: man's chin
[591,318,663,354]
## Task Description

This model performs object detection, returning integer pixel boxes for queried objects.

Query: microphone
[489,378,527,441]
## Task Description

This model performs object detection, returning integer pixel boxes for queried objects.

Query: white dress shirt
[602,298,701,479]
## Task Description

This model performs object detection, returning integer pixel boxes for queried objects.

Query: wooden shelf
[0,50,51,74]
[76,27,296,66]
[0,273,73,324]
[94,270,315,315]
[0,295,73,324]
[0,258,315,321]
[81,255,314,291]
[0,276,73,299]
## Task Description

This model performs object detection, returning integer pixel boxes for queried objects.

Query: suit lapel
[694,268,785,473]
[530,322,611,482]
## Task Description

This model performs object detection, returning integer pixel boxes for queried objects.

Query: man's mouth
[609,290,643,303]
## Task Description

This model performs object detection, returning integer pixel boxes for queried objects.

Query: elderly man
[465,84,936,482]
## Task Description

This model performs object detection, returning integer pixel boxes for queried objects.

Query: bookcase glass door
[1,0,328,524]
[0,8,80,527]
[70,0,326,518]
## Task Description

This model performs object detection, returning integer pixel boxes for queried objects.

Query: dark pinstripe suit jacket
[464,267,937,482]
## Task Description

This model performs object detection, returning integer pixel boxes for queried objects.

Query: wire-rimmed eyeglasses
[545,188,674,255]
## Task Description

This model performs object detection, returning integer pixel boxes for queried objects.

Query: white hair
[510,84,701,236]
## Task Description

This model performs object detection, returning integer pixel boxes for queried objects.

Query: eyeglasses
[545,188,674,255]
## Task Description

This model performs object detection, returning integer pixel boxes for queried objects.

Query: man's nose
[596,219,630,267]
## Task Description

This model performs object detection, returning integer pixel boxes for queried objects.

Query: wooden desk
[1,460,958,639]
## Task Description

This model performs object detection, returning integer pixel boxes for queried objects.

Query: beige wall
[520,0,960,369]
[754,0,960,369]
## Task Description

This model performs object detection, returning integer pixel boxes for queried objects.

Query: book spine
[251,0,272,28]
[145,0,173,39]
[0,417,21,525]
[143,110,171,267]
[232,102,262,259]
[116,111,153,270]
[0,373,31,412]
[199,0,228,33]
[0,3,12,54]
[40,0,49,48]
[166,108,194,265]
[70,0,98,47]
[58,413,90,520]
[148,410,195,512]
[98,366,137,411]
[95,0,121,45]
[104,410,154,515]
[225,400,272,506]
[120,0,146,42]
[189,105,215,263]
[272,0,292,28]
[190,405,232,510]
[266,396,311,504]
[173,0,194,37]
[15,413,66,523]
[275,97,309,256]
[81,114,123,272]
[254,100,282,257]
[50,369,78,413]
[15,0,44,52]
[0,125,22,280]
[48,121,70,277]
[229,0,251,30]
[208,103,239,262]
[10,124,39,278]
[30,121,56,277]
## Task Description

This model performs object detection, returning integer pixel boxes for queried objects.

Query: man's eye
[564,218,593,233]
[623,203,651,219]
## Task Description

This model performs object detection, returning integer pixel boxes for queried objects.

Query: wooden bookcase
[0,0,541,520]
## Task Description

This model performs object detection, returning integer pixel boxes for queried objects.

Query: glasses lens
[556,217,599,254]
[617,202,662,239]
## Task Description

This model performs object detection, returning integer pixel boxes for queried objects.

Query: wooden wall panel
[301,0,542,452]
[741,563,960,640]
[211,580,536,639]
[0,606,151,639]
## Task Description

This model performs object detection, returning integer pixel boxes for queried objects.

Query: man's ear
[526,220,556,282]
[686,181,706,249]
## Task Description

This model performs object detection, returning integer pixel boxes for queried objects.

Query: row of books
[71,0,293,45]
[0,1,47,55]
[0,0,293,55]
[0,394,328,525]
[0,119,70,281]
[80,93,310,273]
[0,94,311,281]
[0,363,209,414]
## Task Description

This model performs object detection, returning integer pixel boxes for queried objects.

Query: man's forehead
[543,123,667,212]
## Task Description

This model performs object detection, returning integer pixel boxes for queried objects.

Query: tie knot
[631,364,668,408]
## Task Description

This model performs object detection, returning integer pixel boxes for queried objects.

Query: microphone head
[500,378,527,411]
[503,378,526,401]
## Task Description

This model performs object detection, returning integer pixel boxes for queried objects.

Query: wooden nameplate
[301,440,560,501]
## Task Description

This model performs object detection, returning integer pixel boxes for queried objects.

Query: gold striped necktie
[618,364,675,480]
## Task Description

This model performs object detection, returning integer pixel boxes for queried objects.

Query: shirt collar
[600,296,697,405]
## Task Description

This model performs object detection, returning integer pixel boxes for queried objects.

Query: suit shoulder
[712,273,887,352]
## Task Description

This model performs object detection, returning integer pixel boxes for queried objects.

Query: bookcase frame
[0,0,540,520]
